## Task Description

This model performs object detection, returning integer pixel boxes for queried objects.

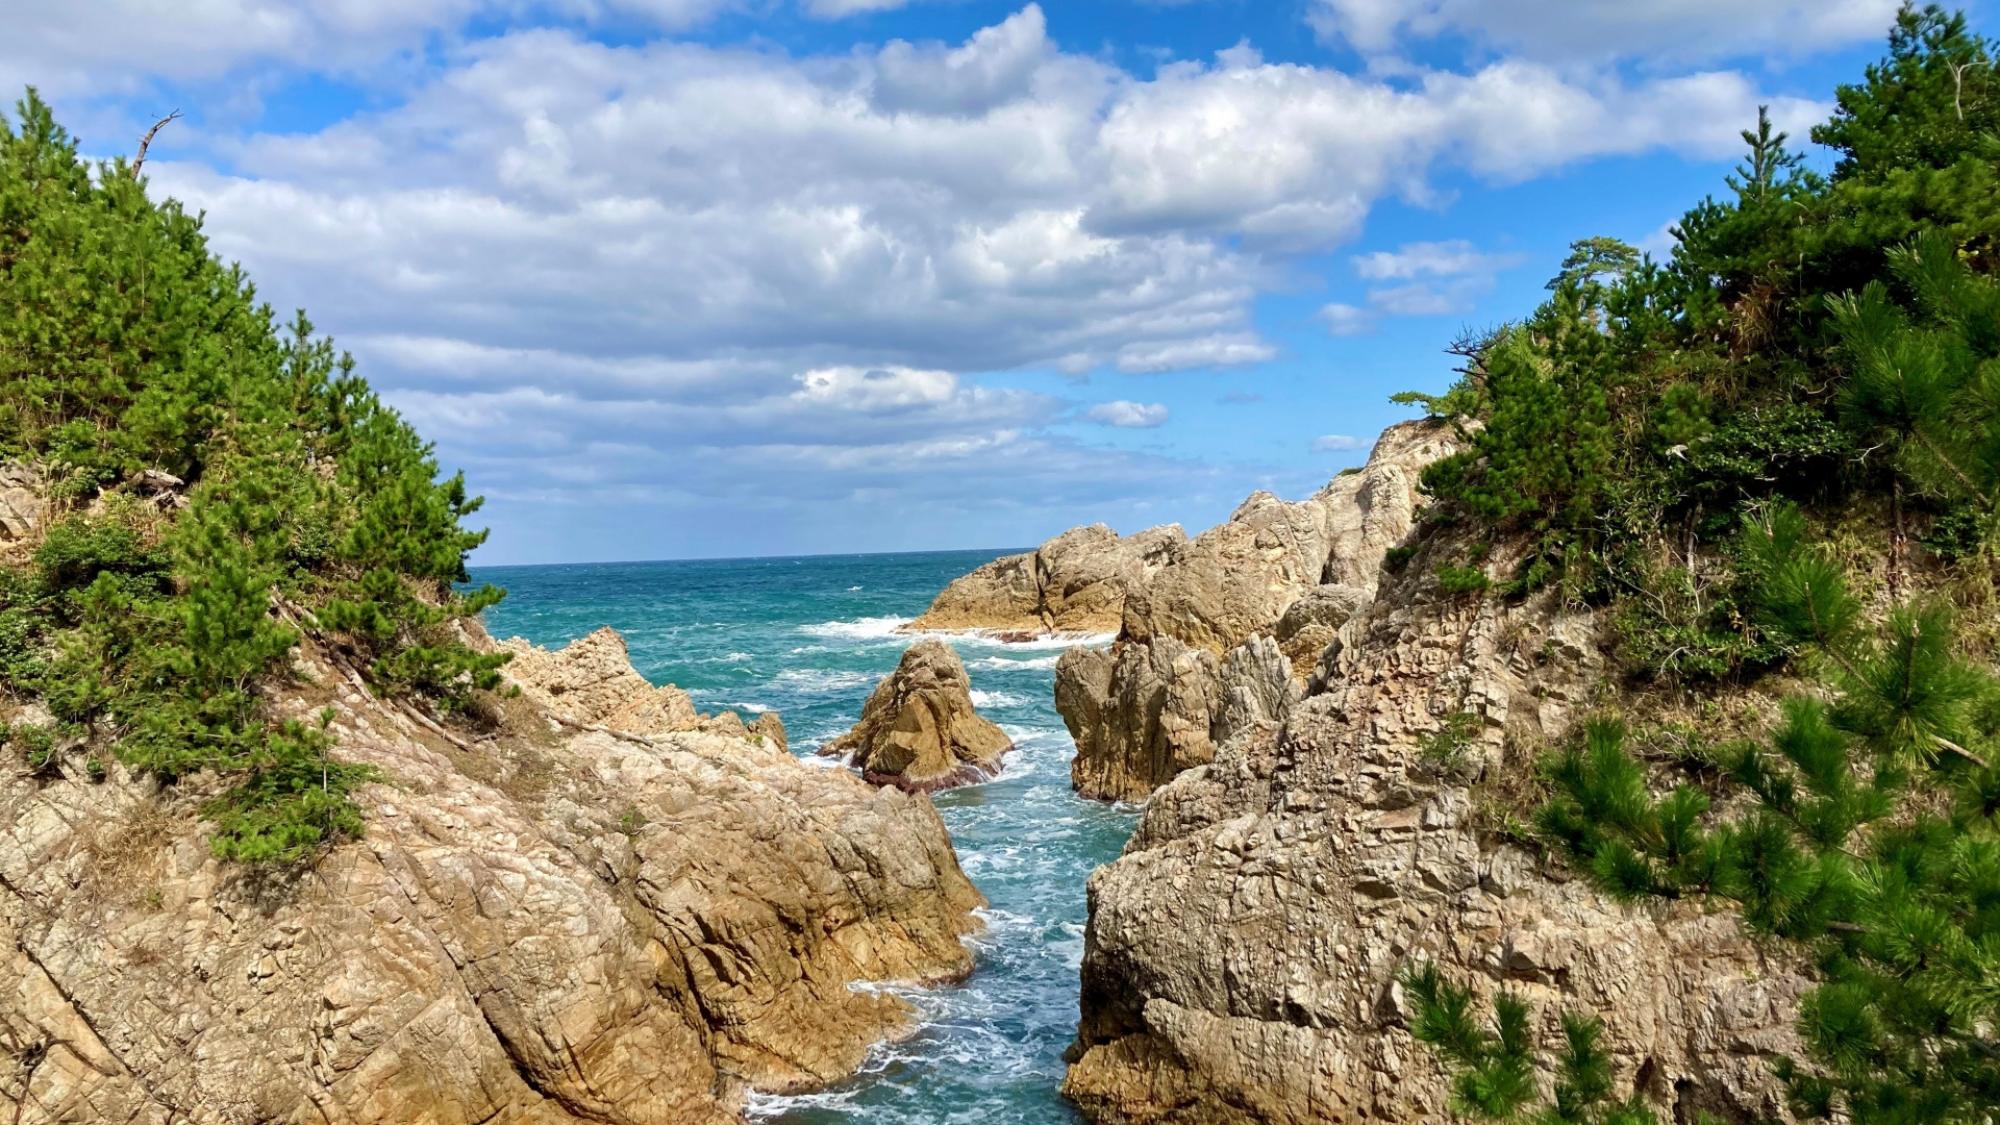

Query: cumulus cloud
[1307,0,1899,65]
[19,4,1841,555]
[1323,237,1523,334]
[1311,434,1366,452]
[1086,400,1171,428]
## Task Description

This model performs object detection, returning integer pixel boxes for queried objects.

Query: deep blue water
[474,550,1139,1124]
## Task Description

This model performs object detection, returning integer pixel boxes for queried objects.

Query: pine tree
[0,90,508,863]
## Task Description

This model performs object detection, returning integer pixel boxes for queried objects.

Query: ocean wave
[799,615,913,640]
[721,700,773,714]
[937,629,1115,651]
[969,654,1061,671]
[968,689,1029,709]
[772,668,875,692]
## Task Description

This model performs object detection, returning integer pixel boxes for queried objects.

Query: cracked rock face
[1,626,981,1124]
[1056,421,1458,803]
[1062,568,1807,1124]
[906,523,1187,636]
[820,639,1013,792]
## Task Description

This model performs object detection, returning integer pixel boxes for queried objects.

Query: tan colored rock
[822,639,1013,791]
[0,625,983,1125]
[1120,421,1456,657]
[1060,637,1220,803]
[906,523,1185,636]
[1061,634,1299,804]
[1063,568,1807,1124]
[500,626,701,734]
[1053,421,1458,802]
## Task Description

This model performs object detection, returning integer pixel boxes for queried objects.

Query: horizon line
[469,543,1033,570]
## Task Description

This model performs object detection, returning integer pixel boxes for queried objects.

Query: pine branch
[130,109,182,178]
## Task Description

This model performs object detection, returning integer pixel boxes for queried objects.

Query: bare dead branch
[131,110,182,178]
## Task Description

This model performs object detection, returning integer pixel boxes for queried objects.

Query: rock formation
[0,464,47,564]
[1061,541,1807,1123]
[1,625,980,1123]
[906,523,1186,635]
[499,626,787,750]
[821,639,1013,791]
[1049,420,1456,801]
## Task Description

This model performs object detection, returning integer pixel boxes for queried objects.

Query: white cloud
[1353,238,1519,280]
[1320,303,1378,337]
[1324,237,1519,332]
[805,0,912,17]
[1086,400,1171,428]
[1311,434,1365,452]
[17,5,1841,551]
[1308,0,1900,65]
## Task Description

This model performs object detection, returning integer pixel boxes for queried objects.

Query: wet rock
[821,639,1013,791]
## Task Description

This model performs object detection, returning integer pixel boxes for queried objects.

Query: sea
[474,549,1140,1125]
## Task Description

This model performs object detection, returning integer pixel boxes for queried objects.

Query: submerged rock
[1,624,982,1123]
[822,638,1013,791]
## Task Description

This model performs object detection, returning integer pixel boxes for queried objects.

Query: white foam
[799,615,914,640]
[722,701,773,714]
[772,668,875,692]
[969,689,1029,709]
[970,654,1061,671]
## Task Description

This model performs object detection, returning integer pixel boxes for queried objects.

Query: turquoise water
[475,550,1139,1124]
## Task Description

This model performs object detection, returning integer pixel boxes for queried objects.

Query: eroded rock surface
[907,524,1186,635]
[1057,421,1457,801]
[1,626,980,1124]
[821,639,1012,791]
[499,626,786,749]
[1062,561,1806,1123]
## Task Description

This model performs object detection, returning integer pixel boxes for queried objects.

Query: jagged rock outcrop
[907,523,1186,635]
[821,639,1012,791]
[498,626,786,750]
[1052,421,1456,801]
[1,626,980,1124]
[1059,634,1301,803]
[1061,549,1807,1123]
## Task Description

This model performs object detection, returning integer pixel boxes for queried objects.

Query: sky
[1,0,1955,563]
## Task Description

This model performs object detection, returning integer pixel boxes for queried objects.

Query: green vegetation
[1400,6,2000,1121]
[0,91,506,864]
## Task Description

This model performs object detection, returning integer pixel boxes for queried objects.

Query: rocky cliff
[821,638,1012,791]
[1060,533,1807,1123]
[1,621,983,1123]
[906,523,1187,636]
[1057,421,1457,800]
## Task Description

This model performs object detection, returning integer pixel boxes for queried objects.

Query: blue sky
[4,0,1951,563]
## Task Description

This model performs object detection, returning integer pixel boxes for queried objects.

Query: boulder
[822,639,1013,791]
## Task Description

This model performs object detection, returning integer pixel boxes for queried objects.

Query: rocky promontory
[2,622,982,1123]
[821,638,1012,791]
[1062,536,1807,1124]
[905,523,1187,636]
[1054,419,1457,800]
